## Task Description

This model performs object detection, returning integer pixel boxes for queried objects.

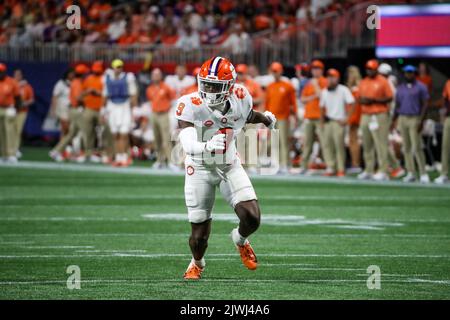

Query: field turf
[0,161,449,299]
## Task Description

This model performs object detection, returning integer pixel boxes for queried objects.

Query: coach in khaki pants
[392,65,429,183]
[80,61,104,162]
[300,60,328,173]
[13,69,34,157]
[265,62,298,174]
[435,79,450,184]
[146,68,176,168]
[320,69,355,176]
[50,64,89,159]
[0,63,21,162]
[357,60,393,181]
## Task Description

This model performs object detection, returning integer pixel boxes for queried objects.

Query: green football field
[0,160,449,299]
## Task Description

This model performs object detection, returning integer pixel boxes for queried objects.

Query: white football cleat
[152,161,164,169]
[357,171,372,180]
[372,172,389,181]
[434,175,448,184]
[6,156,18,164]
[49,150,64,162]
[419,174,430,184]
[402,173,416,183]
[75,155,86,163]
[168,163,182,172]
[88,155,101,163]
[347,166,362,174]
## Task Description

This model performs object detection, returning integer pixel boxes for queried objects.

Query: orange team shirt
[70,78,84,108]
[417,75,432,94]
[0,76,20,107]
[301,76,327,120]
[146,82,176,113]
[82,74,104,111]
[181,84,198,96]
[265,80,297,121]
[443,80,450,113]
[242,78,264,110]
[347,85,362,126]
[358,74,393,114]
[18,82,34,113]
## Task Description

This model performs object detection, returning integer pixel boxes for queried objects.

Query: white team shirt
[319,84,354,121]
[52,79,70,109]
[175,83,253,166]
[164,75,196,97]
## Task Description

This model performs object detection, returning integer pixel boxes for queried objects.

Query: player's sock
[191,257,205,269]
[231,227,248,246]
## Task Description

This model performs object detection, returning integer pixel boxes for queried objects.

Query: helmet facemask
[198,76,234,112]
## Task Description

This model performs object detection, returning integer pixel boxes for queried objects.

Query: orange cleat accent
[322,171,335,177]
[237,242,258,270]
[112,160,123,167]
[390,167,405,178]
[183,262,204,280]
[336,171,346,177]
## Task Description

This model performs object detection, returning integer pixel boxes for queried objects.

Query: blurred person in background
[175,25,200,51]
[236,63,265,172]
[79,61,104,163]
[291,63,311,111]
[50,64,89,162]
[50,69,74,144]
[346,65,362,173]
[13,69,34,159]
[103,59,137,167]
[0,62,21,163]
[357,59,393,181]
[392,65,429,183]
[180,67,200,96]
[300,59,327,174]
[434,78,450,184]
[165,64,196,98]
[378,63,405,179]
[265,62,298,174]
[146,68,176,170]
[417,62,433,94]
[235,64,264,110]
[320,68,355,177]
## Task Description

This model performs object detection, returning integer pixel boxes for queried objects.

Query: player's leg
[183,162,215,279]
[188,219,211,264]
[359,114,375,177]
[220,162,259,270]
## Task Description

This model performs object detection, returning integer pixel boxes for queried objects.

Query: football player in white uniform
[176,57,277,279]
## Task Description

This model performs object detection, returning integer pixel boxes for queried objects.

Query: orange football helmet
[198,56,236,111]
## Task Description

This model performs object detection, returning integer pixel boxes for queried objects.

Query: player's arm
[178,120,225,153]
[246,110,276,129]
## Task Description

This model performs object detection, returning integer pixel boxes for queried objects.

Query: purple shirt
[395,80,429,116]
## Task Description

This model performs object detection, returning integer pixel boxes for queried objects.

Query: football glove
[205,133,226,152]
[264,111,277,129]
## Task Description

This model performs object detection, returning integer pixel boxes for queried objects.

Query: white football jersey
[175,83,253,166]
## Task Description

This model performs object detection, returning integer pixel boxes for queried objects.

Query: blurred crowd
[1,56,449,184]
[0,0,388,49]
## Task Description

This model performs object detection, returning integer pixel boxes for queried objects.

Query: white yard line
[2,194,449,201]
[0,278,449,285]
[2,160,449,189]
[1,233,449,238]
[0,253,448,259]
[19,246,94,249]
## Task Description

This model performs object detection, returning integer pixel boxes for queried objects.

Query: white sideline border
[0,278,449,286]
[1,161,450,189]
